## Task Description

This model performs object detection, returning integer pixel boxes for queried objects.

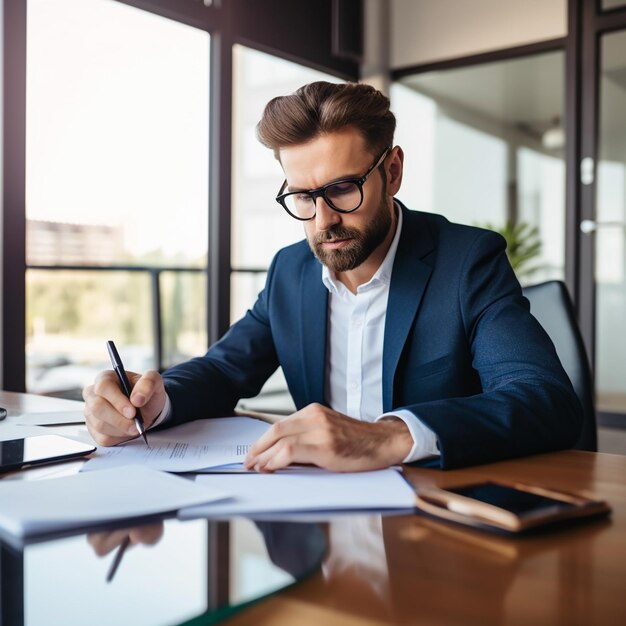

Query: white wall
[390,0,567,68]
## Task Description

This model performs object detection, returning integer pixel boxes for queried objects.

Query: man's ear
[386,146,404,196]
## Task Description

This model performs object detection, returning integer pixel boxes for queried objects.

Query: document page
[179,468,416,518]
[13,411,86,426]
[0,465,231,541]
[82,417,270,473]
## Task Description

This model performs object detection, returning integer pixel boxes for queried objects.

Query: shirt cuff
[149,393,172,430]
[375,409,440,463]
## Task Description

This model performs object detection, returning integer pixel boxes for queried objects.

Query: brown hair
[256,81,395,159]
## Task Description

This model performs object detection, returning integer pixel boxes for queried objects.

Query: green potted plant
[481,222,542,281]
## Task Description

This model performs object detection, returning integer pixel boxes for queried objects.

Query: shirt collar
[322,202,403,295]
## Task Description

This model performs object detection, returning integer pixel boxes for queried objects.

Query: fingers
[83,369,165,446]
[87,529,130,557]
[245,405,329,471]
[87,522,164,557]
[128,522,164,546]
[83,384,138,447]
[128,370,163,410]
[92,370,136,419]
[246,416,303,460]
[246,403,326,458]
[250,437,316,472]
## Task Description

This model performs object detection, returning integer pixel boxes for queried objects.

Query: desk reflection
[1,510,613,626]
[88,523,165,559]
[248,513,612,626]
[88,523,165,583]
[324,513,610,626]
[1,517,327,626]
[260,516,396,621]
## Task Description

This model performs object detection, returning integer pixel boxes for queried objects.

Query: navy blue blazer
[163,204,583,469]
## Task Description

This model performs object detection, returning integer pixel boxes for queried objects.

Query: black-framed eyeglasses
[275,146,392,221]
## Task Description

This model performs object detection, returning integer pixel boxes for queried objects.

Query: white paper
[179,468,416,518]
[196,463,403,474]
[0,424,52,442]
[0,465,231,540]
[13,411,86,426]
[196,463,333,474]
[82,417,270,473]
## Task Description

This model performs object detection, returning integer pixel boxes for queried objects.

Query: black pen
[106,340,149,447]
[106,535,131,583]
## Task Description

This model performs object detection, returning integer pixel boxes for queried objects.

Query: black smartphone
[448,483,576,518]
[415,481,611,532]
[0,435,95,474]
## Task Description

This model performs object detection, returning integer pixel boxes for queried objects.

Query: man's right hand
[83,369,167,446]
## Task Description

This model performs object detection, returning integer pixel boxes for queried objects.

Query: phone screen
[0,435,95,473]
[450,483,576,517]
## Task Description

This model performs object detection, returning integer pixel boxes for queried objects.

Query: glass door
[592,28,626,420]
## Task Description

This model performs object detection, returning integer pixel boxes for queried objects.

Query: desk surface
[224,451,626,626]
[2,392,626,625]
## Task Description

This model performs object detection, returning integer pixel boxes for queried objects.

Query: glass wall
[595,30,626,415]
[230,45,342,320]
[25,0,210,395]
[230,46,342,412]
[392,50,566,285]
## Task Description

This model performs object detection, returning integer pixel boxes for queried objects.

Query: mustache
[313,225,358,245]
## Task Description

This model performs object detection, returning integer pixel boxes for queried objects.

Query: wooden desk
[2,392,625,625]
[225,451,626,626]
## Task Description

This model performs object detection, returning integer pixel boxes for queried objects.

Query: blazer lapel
[299,257,329,404]
[382,206,435,412]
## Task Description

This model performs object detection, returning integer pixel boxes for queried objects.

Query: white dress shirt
[322,205,439,463]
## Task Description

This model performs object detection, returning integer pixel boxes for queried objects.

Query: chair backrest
[522,280,597,451]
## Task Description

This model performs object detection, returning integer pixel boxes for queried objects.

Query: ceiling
[400,51,564,130]
[400,40,626,162]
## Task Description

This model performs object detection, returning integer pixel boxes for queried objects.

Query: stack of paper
[0,465,230,541]
[179,468,416,519]
[1,415,418,542]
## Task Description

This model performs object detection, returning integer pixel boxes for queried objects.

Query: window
[25,0,210,395]
[392,50,566,285]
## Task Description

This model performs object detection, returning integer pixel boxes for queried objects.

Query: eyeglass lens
[284,181,362,219]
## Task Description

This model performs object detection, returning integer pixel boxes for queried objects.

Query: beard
[308,194,393,273]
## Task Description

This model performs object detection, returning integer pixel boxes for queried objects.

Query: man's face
[279,130,395,274]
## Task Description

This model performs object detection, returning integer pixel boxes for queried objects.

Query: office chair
[522,280,597,451]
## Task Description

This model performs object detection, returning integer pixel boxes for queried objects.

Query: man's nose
[314,196,341,231]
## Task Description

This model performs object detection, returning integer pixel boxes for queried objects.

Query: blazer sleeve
[160,253,281,427]
[405,230,584,469]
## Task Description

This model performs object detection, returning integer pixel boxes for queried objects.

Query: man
[84,81,582,471]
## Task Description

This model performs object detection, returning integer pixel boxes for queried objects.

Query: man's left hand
[244,403,413,472]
